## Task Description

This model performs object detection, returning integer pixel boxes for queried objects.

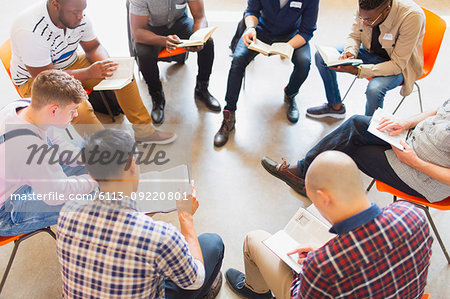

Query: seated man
[129,0,220,124]
[0,70,97,236]
[57,128,224,298]
[226,151,433,299]
[10,0,174,143]
[307,0,425,118]
[214,0,319,147]
[262,99,450,203]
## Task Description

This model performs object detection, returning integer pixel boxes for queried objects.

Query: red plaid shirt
[291,201,433,299]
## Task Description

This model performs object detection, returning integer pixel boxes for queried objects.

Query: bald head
[306,151,365,202]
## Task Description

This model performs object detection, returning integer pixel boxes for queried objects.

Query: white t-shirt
[10,2,96,86]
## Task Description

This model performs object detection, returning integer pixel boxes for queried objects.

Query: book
[135,164,191,214]
[176,26,218,48]
[315,45,363,67]
[93,57,134,91]
[248,39,294,60]
[263,205,335,274]
[367,108,407,150]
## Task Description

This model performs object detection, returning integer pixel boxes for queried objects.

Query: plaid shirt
[291,202,433,299]
[56,197,199,298]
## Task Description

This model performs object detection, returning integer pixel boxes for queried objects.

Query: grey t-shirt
[129,0,191,28]
[385,99,450,202]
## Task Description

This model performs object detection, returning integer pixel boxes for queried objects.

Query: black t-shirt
[370,25,390,60]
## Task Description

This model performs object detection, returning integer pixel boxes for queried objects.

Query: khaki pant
[17,54,154,137]
[243,230,295,299]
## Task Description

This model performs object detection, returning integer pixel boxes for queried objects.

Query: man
[129,0,220,124]
[57,128,224,298]
[307,0,425,118]
[10,0,175,143]
[262,99,450,203]
[214,0,319,147]
[226,151,433,298]
[0,70,97,236]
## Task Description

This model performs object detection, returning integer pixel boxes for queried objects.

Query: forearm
[245,15,258,29]
[85,44,109,63]
[405,110,437,129]
[410,158,450,185]
[63,68,92,82]
[180,218,204,265]
[192,17,207,33]
[132,28,166,47]
[288,34,306,49]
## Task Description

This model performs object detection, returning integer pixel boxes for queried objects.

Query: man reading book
[128,0,220,124]
[262,100,450,203]
[213,0,320,147]
[226,151,433,299]
[307,0,425,118]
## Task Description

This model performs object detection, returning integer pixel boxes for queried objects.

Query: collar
[379,0,398,31]
[329,203,381,235]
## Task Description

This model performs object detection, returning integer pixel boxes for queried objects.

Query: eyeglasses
[358,3,391,27]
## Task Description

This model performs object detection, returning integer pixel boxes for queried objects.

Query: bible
[315,45,363,67]
[93,57,134,91]
[176,26,218,48]
[248,39,294,60]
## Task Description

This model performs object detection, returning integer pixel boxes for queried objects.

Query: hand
[186,45,204,52]
[287,247,315,264]
[88,60,118,79]
[243,27,257,47]
[177,186,199,222]
[392,141,420,167]
[340,51,355,60]
[377,118,410,136]
[330,64,358,75]
[165,34,181,52]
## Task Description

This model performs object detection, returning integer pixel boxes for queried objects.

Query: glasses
[358,3,391,27]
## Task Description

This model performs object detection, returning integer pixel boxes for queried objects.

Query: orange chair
[0,227,56,294]
[0,39,21,95]
[342,7,447,114]
[422,294,430,299]
[376,180,450,264]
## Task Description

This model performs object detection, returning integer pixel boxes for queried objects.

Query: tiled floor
[0,0,449,298]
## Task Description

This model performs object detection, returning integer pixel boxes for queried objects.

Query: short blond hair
[30,69,87,110]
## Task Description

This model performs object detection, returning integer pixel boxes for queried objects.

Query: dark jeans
[165,233,224,299]
[296,115,423,197]
[224,30,311,112]
[134,15,214,93]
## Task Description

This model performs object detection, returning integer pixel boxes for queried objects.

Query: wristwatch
[356,65,362,77]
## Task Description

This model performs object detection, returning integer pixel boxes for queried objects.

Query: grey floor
[0,0,449,298]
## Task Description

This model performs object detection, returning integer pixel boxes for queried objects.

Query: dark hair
[83,129,136,181]
[359,0,388,10]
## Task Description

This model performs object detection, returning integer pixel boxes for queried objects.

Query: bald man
[226,151,433,299]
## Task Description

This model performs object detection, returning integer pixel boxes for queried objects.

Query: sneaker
[261,156,306,197]
[306,103,346,119]
[202,271,223,299]
[135,129,177,145]
[225,269,273,299]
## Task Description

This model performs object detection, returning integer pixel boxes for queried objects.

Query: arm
[242,15,259,47]
[178,194,204,265]
[377,109,437,135]
[344,11,362,58]
[297,0,319,45]
[287,34,306,49]
[188,0,208,33]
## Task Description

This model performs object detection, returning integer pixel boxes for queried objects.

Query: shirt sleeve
[245,0,262,19]
[344,11,362,58]
[13,29,52,67]
[155,224,205,290]
[298,0,319,42]
[297,257,333,298]
[80,16,96,42]
[129,0,150,16]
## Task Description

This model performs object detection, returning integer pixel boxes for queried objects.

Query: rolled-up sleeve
[129,0,150,16]
[298,0,319,42]
[245,0,262,19]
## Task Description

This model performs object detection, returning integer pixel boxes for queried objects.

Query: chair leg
[366,178,376,192]
[392,95,406,115]
[415,82,423,113]
[242,70,246,91]
[341,76,357,103]
[99,91,116,123]
[423,207,450,264]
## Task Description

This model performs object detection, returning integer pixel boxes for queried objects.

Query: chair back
[419,7,447,80]
[0,39,21,94]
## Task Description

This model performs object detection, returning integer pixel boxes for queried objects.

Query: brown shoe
[261,156,306,196]
[213,110,235,147]
[203,271,223,299]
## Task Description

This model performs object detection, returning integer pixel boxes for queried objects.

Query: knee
[347,115,371,131]
[293,53,311,71]
[230,55,250,73]
[199,233,224,260]
[366,80,387,99]
[245,230,270,251]
[314,50,326,67]
[134,42,159,59]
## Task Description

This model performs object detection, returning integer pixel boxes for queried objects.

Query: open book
[367,108,407,150]
[248,39,294,60]
[263,205,335,274]
[93,57,134,91]
[176,27,217,48]
[135,164,191,213]
[315,45,363,67]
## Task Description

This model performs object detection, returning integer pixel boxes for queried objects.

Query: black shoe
[214,110,235,147]
[225,269,273,299]
[202,271,223,299]
[306,103,346,119]
[261,156,306,197]
[195,80,221,112]
[284,89,299,123]
[150,90,165,124]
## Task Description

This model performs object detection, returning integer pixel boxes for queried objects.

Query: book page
[135,164,191,213]
[248,39,271,56]
[93,57,134,90]
[263,230,304,274]
[315,45,362,67]
[177,27,217,47]
[367,108,407,150]
[270,43,294,60]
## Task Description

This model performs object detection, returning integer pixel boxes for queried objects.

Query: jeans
[0,165,88,236]
[224,30,311,112]
[296,115,423,197]
[315,47,404,116]
[134,15,214,93]
[165,233,225,299]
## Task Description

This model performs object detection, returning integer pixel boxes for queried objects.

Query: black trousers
[134,15,214,93]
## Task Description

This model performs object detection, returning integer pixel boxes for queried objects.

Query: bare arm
[242,15,259,47]
[377,110,437,136]
[188,0,208,33]
[287,34,306,49]
[178,194,204,265]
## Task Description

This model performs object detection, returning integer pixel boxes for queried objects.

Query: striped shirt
[10,2,96,86]
[291,202,433,299]
[57,197,203,298]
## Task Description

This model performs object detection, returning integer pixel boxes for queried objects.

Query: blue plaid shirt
[57,197,199,298]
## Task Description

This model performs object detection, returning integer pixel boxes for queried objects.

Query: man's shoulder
[11,3,48,35]
[396,0,425,19]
